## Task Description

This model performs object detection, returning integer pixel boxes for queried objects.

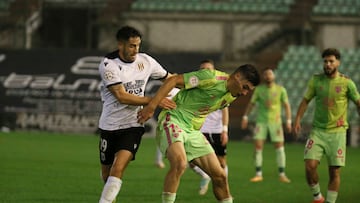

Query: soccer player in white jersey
[190,59,230,195]
[97,26,176,203]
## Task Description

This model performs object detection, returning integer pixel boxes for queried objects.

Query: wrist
[286,119,292,125]
[223,125,228,132]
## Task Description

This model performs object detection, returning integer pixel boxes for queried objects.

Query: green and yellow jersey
[158,69,236,131]
[304,72,360,132]
[250,83,289,124]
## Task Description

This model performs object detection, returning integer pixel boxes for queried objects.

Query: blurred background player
[97,25,176,203]
[294,48,360,203]
[241,68,292,183]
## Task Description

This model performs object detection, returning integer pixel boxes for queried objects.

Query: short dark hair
[199,59,215,65]
[322,48,341,60]
[116,26,142,42]
[234,64,260,86]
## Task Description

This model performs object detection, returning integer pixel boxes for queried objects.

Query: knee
[211,170,227,184]
[170,160,187,175]
[305,161,318,172]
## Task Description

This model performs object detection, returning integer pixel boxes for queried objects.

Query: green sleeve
[304,76,315,101]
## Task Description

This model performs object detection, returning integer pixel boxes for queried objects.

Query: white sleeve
[146,54,168,80]
[99,58,122,87]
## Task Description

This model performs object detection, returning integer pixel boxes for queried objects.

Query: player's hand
[137,106,155,124]
[293,122,301,139]
[221,132,228,146]
[286,122,292,133]
[159,98,176,110]
[241,118,248,129]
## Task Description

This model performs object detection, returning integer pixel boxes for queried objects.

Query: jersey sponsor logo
[104,71,114,81]
[124,80,145,95]
[189,76,199,87]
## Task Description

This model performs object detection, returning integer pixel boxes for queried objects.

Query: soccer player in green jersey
[138,64,260,203]
[294,48,360,203]
[241,68,292,183]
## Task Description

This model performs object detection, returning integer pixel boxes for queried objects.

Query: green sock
[162,192,176,203]
[326,190,338,203]
[310,183,322,200]
[276,147,286,169]
[255,149,262,176]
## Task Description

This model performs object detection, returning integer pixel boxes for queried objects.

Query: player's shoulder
[338,73,351,79]
[104,50,119,60]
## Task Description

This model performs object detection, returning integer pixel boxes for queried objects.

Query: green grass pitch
[0,131,359,202]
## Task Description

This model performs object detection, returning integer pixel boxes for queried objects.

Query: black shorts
[99,127,145,165]
[203,133,227,156]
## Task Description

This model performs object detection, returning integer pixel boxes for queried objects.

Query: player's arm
[108,84,151,105]
[108,83,176,109]
[283,101,292,132]
[138,74,185,124]
[221,107,229,146]
[294,98,310,135]
[241,102,255,129]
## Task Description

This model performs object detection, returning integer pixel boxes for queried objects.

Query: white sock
[162,192,176,203]
[155,147,163,163]
[192,165,210,179]
[99,176,122,203]
[219,197,233,203]
[224,165,228,177]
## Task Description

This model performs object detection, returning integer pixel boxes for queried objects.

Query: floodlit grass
[0,131,359,202]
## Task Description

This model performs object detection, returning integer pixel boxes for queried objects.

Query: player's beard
[323,67,337,76]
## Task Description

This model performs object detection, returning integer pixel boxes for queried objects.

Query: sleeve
[280,86,289,104]
[183,69,215,90]
[146,54,168,80]
[99,58,123,88]
[250,87,259,104]
[347,79,360,103]
[303,76,315,101]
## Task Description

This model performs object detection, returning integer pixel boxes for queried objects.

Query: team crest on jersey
[335,86,341,93]
[104,71,114,81]
[189,76,199,87]
[138,63,144,71]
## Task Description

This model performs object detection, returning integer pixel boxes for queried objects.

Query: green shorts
[304,128,346,166]
[156,113,214,162]
[253,123,284,142]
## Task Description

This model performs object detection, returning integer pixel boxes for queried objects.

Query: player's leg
[155,146,165,168]
[251,124,266,182]
[269,123,290,183]
[305,159,324,203]
[217,155,228,176]
[162,141,188,203]
[192,153,232,202]
[304,129,326,203]
[324,131,346,203]
[99,150,132,203]
[251,139,264,182]
[99,127,144,203]
[210,133,228,176]
[326,166,341,203]
[189,162,211,195]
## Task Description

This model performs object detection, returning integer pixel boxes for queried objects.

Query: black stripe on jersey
[106,82,122,88]
[157,72,169,80]
[105,50,119,59]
